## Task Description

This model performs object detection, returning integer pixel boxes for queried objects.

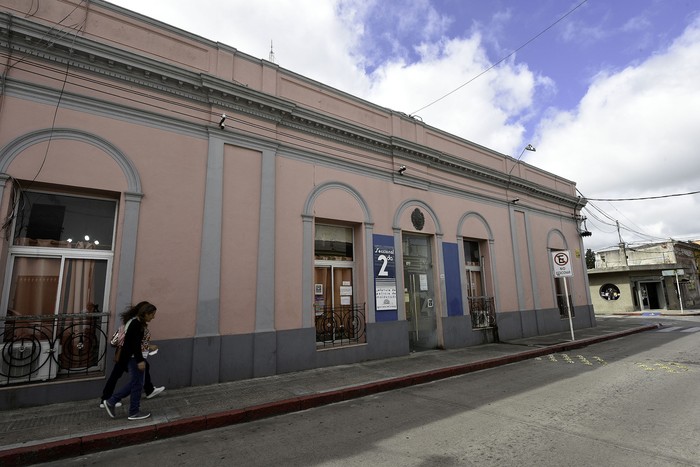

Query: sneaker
[127,411,151,421]
[103,400,115,419]
[146,386,165,399]
[99,401,122,408]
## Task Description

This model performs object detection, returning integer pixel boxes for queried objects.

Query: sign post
[552,250,575,341]
[663,269,685,313]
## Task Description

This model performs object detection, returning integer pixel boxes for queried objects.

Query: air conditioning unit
[0,340,59,385]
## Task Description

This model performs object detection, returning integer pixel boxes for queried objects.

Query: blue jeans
[108,357,144,416]
[101,360,153,401]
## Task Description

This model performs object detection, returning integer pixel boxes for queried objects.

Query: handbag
[110,318,135,347]
[111,318,134,362]
[109,328,122,347]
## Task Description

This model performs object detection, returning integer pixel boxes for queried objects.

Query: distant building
[0,0,593,408]
[588,241,700,314]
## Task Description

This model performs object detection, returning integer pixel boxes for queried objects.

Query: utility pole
[616,220,628,266]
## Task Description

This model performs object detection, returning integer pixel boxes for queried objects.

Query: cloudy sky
[107,0,700,252]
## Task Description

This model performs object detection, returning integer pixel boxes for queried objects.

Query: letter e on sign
[552,250,573,277]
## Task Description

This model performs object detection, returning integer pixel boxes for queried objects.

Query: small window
[13,191,116,250]
[464,240,480,267]
[599,284,621,301]
[464,240,483,298]
[314,225,353,260]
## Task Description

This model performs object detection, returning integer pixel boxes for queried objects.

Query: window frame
[2,188,117,320]
[314,223,356,309]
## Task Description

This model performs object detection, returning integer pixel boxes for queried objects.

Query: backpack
[110,318,134,361]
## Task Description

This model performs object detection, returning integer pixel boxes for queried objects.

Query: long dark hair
[120,301,157,324]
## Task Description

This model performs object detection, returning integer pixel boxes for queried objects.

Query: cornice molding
[0,11,581,210]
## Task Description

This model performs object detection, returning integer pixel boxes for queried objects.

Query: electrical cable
[411,0,589,115]
[4,0,91,74]
[7,47,686,235]
[586,190,700,201]
[27,1,90,185]
[9,3,694,216]
[578,189,671,246]
[0,52,589,217]
[9,13,682,240]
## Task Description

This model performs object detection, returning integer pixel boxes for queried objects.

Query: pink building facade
[0,0,593,408]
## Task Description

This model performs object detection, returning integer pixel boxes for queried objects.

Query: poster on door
[373,234,398,318]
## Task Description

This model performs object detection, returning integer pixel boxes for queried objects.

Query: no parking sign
[552,250,575,341]
[552,250,573,277]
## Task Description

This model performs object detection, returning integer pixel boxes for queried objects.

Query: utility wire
[410,0,589,115]
[586,190,700,201]
[579,187,672,245]
[5,3,695,254]
[6,12,688,240]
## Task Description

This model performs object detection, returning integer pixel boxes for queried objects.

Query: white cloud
[106,0,700,251]
[622,15,652,32]
[108,0,541,156]
[533,17,700,249]
[364,35,541,155]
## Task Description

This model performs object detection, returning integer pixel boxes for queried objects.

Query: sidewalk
[0,317,670,466]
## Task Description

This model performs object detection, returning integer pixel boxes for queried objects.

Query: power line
[579,191,671,246]
[586,190,700,201]
[410,0,589,115]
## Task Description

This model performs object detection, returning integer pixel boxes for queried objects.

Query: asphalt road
[41,316,700,467]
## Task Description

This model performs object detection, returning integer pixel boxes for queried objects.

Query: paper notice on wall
[340,286,352,296]
[375,282,397,311]
[419,274,428,291]
[340,296,351,306]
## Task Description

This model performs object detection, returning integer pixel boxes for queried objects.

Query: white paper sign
[375,283,397,310]
[419,274,428,291]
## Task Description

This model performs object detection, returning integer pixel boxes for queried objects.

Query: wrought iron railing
[0,312,109,386]
[315,303,366,348]
[468,296,496,329]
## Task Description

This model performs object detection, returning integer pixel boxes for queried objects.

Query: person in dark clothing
[103,301,157,420]
[100,358,163,408]
[99,305,164,408]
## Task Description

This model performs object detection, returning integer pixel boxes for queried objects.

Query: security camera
[219,114,226,129]
[398,165,406,175]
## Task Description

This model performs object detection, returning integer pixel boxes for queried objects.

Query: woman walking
[99,306,165,408]
[103,301,157,420]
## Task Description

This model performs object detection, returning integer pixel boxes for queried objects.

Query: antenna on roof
[269,40,275,63]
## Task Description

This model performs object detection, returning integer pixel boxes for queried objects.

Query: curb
[0,324,658,466]
[610,312,700,316]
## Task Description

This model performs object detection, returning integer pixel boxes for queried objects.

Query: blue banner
[373,234,398,321]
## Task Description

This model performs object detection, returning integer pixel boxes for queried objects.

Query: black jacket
[116,318,145,370]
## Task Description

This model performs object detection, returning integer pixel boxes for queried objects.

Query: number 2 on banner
[377,254,389,276]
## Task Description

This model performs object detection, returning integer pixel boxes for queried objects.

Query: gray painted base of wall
[191,335,218,386]
[0,375,106,410]
[442,315,496,348]
[497,306,596,341]
[0,310,596,409]
[170,321,411,392]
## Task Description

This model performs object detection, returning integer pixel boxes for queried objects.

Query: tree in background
[585,249,596,269]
